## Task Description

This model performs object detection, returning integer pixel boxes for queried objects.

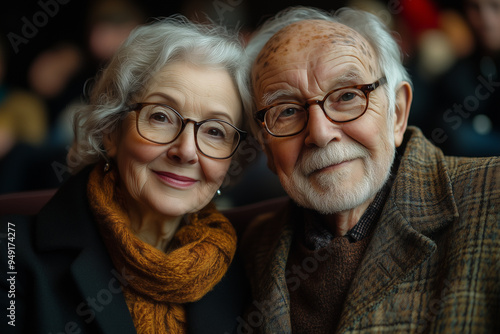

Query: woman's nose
[166,123,199,164]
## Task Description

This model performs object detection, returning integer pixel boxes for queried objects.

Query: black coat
[0,166,249,334]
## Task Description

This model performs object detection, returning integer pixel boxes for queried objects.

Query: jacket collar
[34,165,137,334]
[391,127,459,235]
[337,127,459,331]
[242,201,295,332]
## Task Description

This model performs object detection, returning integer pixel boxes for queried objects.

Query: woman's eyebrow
[142,92,178,104]
[143,92,236,123]
[203,109,234,122]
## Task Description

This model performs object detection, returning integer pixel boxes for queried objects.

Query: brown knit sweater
[286,232,372,333]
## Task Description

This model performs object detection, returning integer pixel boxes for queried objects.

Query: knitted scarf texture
[87,163,237,333]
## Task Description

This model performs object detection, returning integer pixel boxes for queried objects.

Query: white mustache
[299,142,370,175]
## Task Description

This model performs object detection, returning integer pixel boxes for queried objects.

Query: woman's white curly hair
[68,16,250,173]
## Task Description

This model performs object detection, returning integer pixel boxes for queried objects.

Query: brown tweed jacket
[240,126,500,333]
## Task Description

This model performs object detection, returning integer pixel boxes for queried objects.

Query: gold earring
[103,162,110,173]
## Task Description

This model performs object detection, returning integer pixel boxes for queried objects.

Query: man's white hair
[244,6,412,142]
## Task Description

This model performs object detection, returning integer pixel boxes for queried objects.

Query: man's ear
[255,127,277,174]
[258,133,276,175]
[263,143,277,174]
[393,81,412,147]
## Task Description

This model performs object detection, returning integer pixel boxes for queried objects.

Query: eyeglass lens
[265,86,368,136]
[136,104,240,158]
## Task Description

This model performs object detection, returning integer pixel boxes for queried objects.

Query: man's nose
[304,105,342,147]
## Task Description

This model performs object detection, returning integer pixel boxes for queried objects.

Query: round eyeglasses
[255,77,387,137]
[127,103,247,159]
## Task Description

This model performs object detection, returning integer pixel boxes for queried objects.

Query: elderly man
[239,6,500,333]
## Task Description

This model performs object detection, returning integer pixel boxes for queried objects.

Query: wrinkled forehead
[253,20,375,80]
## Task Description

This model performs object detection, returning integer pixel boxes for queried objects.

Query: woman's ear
[103,128,119,159]
[393,81,412,147]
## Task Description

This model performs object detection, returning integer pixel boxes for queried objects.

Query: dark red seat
[0,188,288,237]
[0,189,58,215]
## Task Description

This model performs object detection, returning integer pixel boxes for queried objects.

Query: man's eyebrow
[259,70,369,106]
[334,70,365,86]
[261,89,296,106]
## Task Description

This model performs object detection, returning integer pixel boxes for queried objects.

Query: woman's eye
[339,92,356,102]
[150,112,169,123]
[207,128,225,138]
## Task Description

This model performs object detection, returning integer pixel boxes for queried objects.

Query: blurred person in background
[87,0,146,65]
[0,41,84,194]
[426,0,500,156]
[393,0,474,133]
[0,35,50,193]
[50,0,147,146]
[49,0,147,146]
[27,42,84,143]
[0,38,48,159]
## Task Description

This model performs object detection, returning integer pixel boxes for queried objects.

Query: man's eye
[279,108,298,118]
[339,92,356,102]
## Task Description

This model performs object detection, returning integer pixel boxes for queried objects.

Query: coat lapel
[245,203,295,333]
[260,222,294,332]
[36,167,136,333]
[337,203,437,332]
[337,127,459,332]
[70,241,137,334]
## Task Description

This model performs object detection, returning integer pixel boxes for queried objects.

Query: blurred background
[0,0,499,208]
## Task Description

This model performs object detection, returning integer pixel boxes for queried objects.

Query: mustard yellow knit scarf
[87,163,237,333]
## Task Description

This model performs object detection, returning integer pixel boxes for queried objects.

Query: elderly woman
[0,17,250,334]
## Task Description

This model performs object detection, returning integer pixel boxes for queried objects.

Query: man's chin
[283,176,377,215]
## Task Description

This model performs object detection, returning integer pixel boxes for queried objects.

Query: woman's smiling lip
[153,171,197,188]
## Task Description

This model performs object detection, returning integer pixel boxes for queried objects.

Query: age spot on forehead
[254,20,378,78]
[369,64,374,76]
[253,71,260,83]
[360,41,370,56]
[339,36,356,46]
[255,30,284,64]
[297,38,311,51]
